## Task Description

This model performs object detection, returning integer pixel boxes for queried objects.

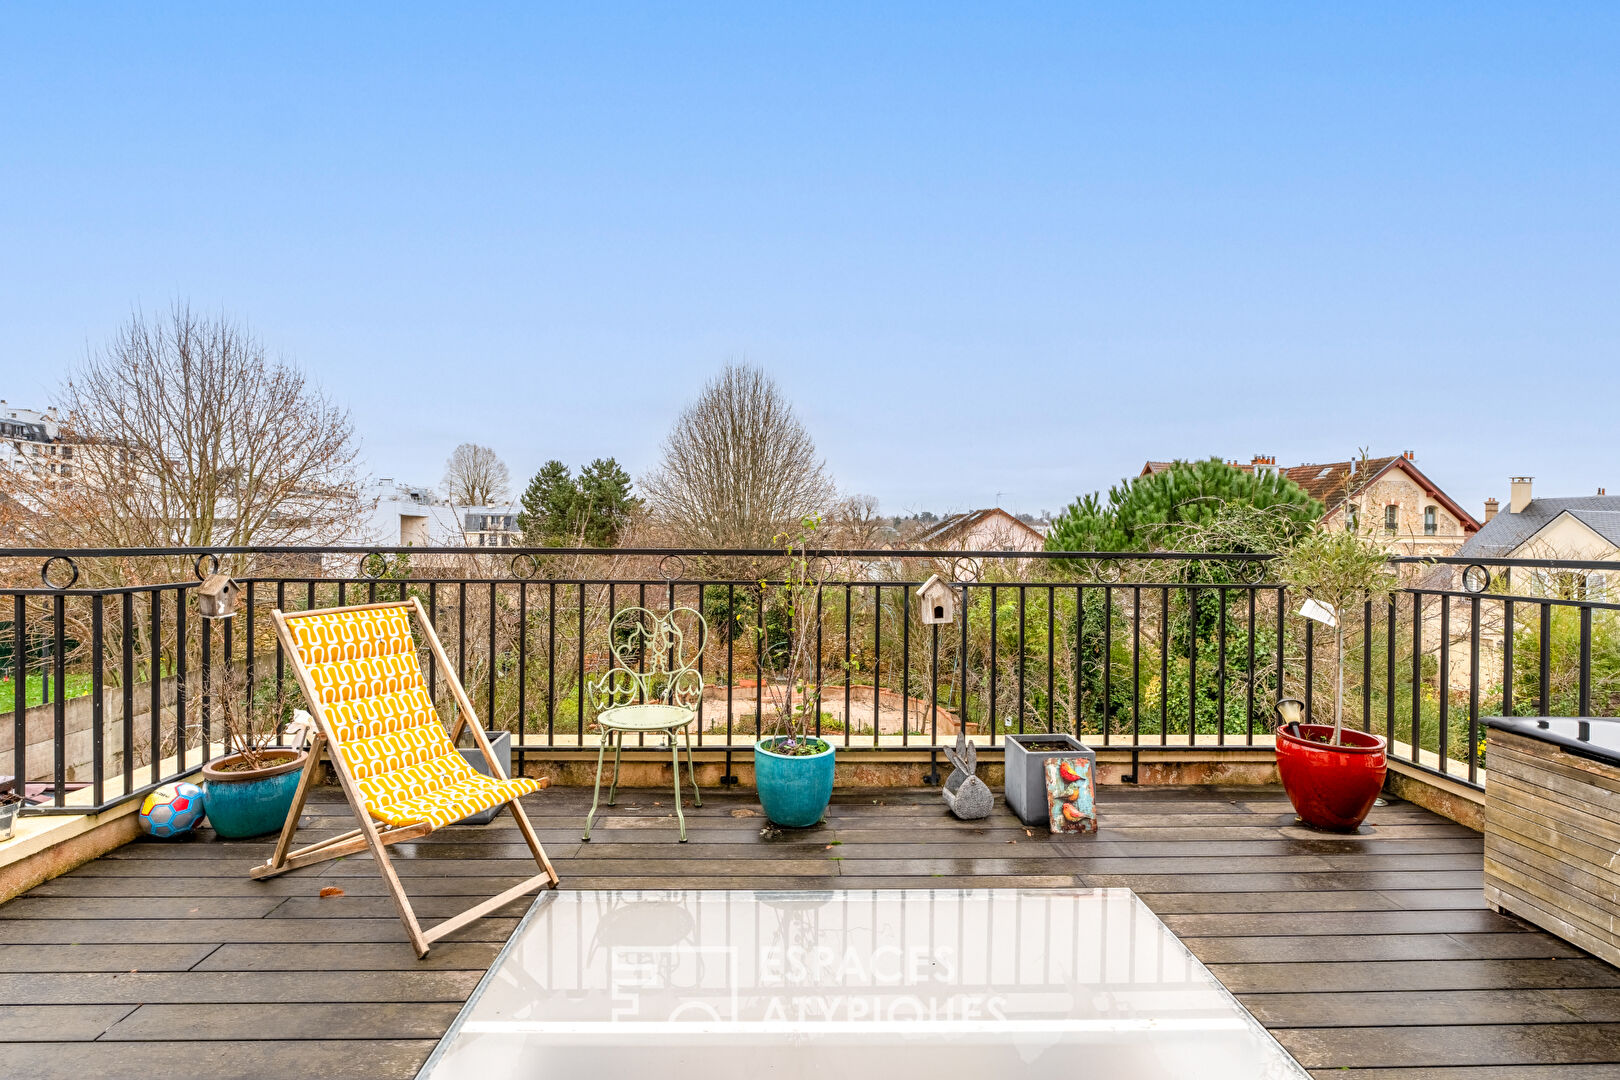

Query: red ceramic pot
[1275,724,1387,832]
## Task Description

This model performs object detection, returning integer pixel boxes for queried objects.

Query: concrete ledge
[515,743,1281,790]
[0,804,144,904]
[0,740,224,904]
[1386,758,1484,831]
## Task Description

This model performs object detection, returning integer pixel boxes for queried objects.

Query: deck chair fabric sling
[253,598,558,956]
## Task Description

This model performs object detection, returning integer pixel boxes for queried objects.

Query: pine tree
[517,461,577,544]
[516,458,639,546]
[1046,458,1322,554]
[575,458,638,547]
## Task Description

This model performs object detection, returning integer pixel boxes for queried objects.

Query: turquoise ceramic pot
[753,737,835,828]
[201,750,307,839]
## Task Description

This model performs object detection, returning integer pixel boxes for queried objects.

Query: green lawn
[0,672,96,713]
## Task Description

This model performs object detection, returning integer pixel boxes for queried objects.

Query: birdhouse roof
[917,573,952,596]
[198,574,234,597]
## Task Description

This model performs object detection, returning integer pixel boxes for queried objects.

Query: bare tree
[0,304,362,695]
[10,303,360,555]
[825,494,885,547]
[443,443,510,506]
[641,364,836,550]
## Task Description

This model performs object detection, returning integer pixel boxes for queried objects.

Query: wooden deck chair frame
[251,598,558,957]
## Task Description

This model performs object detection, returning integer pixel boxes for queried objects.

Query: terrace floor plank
[3,783,1620,1078]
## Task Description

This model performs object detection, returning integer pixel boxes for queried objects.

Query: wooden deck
[4,783,1620,1078]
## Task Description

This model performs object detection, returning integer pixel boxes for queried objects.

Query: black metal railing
[3,545,1617,813]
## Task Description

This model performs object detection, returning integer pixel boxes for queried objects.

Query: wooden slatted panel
[1485,729,1620,971]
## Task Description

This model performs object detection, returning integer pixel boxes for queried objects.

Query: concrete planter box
[1004,733,1094,827]
[456,730,512,826]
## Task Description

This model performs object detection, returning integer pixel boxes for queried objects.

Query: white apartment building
[0,402,73,483]
[359,479,466,547]
[357,480,522,548]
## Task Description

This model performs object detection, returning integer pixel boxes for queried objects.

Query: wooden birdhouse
[197,574,238,619]
[916,574,957,625]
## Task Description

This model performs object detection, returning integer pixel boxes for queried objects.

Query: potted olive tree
[752,518,835,828]
[1272,523,1399,831]
[201,669,310,839]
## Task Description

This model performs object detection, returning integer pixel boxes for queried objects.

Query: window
[1424,507,1437,535]
[1384,505,1398,533]
[1346,504,1359,532]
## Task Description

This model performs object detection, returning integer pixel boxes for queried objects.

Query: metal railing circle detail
[40,555,79,590]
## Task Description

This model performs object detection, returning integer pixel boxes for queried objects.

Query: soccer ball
[140,782,207,838]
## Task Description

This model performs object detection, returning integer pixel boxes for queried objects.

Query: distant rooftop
[1458,495,1620,557]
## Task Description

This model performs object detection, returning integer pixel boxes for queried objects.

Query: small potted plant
[201,670,309,839]
[1272,516,1399,831]
[0,788,27,843]
[752,518,835,828]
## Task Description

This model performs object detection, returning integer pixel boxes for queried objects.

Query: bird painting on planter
[1044,756,1096,835]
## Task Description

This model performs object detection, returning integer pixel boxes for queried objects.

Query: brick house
[1140,453,1480,558]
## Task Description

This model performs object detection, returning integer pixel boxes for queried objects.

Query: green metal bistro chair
[583,606,707,843]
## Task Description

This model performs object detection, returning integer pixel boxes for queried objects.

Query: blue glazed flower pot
[753,737,834,828]
[201,750,307,839]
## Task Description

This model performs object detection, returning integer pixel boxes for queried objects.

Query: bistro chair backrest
[590,606,707,713]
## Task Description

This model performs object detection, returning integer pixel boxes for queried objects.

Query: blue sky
[3,4,1616,520]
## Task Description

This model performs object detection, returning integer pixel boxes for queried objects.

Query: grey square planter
[1004,733,1095,827]
[455,730,513,826]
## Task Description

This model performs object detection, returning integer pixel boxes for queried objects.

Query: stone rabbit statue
[941,730,993,820]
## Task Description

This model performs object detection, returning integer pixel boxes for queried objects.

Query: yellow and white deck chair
[253,599,558,956]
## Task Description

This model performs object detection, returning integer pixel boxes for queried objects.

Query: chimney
[1403,450,1414,461]
[1483,498,1499,523]
[1510,477,1533,514]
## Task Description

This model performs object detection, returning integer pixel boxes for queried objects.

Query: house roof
[1456,496,1620,558]
[1278,456,1481,533]
[1140,459,1256,477]
[1279,458,1398,507]
[1134,455,1480,534]
[912,508,1043,547]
